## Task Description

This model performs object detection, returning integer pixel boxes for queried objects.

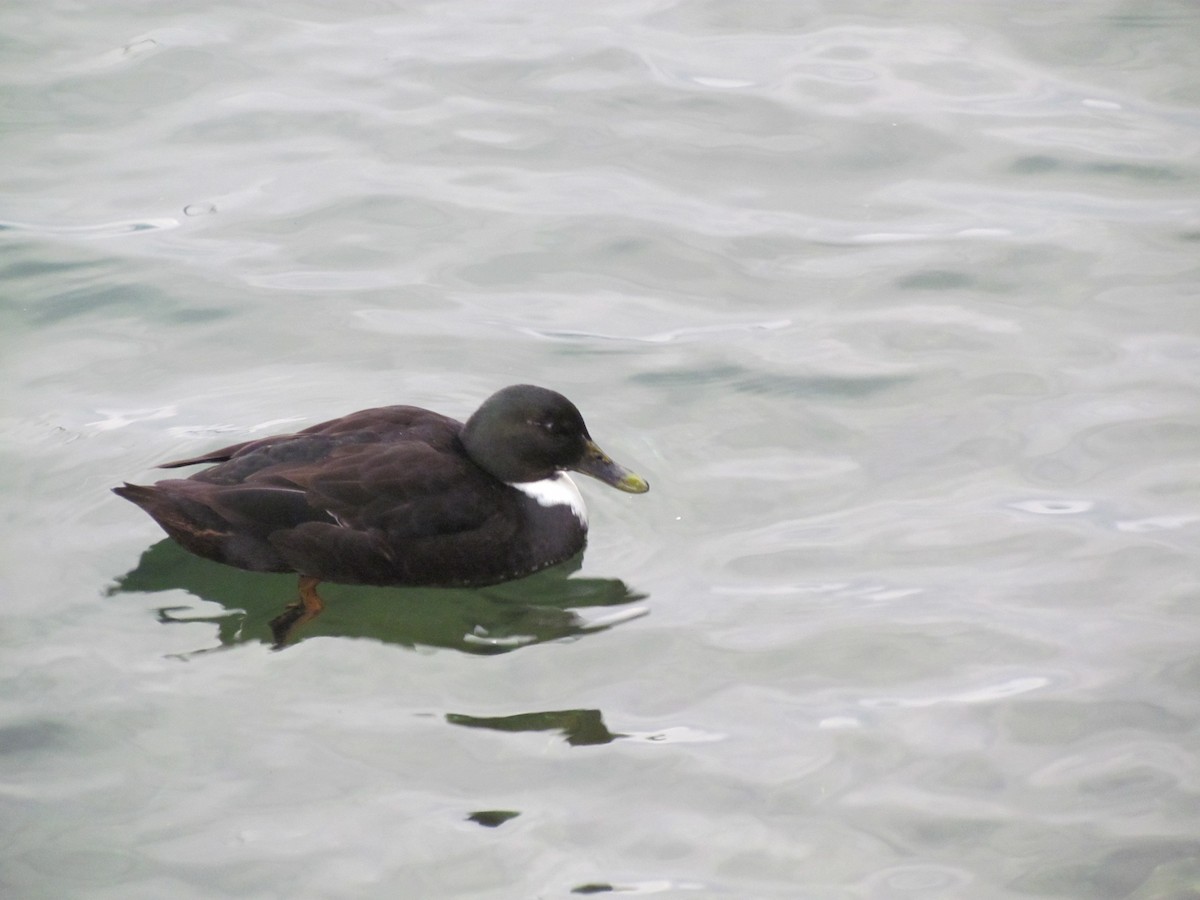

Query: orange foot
[269,575,325,647]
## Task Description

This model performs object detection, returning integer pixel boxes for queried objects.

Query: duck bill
[573,439,650,494]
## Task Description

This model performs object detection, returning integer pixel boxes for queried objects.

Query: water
[3,1,1200,897]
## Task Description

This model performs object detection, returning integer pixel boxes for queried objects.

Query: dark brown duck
[114,384,649,642]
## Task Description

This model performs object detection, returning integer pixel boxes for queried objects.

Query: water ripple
[0,217,179,237]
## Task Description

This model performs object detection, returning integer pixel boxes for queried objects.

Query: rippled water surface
[4,1,1200,897]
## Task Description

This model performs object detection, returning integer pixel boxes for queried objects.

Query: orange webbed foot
[269,576,325,647]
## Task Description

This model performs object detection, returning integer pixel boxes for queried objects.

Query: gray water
[4,1,1200,898]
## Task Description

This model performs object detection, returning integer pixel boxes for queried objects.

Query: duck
[113,384,649,643]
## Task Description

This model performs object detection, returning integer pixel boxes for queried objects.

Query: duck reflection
[447,709,622,746]
[110,540,648,654]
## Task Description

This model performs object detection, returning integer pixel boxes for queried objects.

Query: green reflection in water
[109,540,647,655]
[446,708,622,746]
[466,810,521,828]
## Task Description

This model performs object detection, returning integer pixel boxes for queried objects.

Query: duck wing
[157,405,458,471]
[238,440,516,586]
[251,439,496,535]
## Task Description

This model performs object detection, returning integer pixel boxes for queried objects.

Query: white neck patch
[511,472,588,526]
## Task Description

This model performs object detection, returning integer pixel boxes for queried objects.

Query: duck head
[461,384,650,493]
